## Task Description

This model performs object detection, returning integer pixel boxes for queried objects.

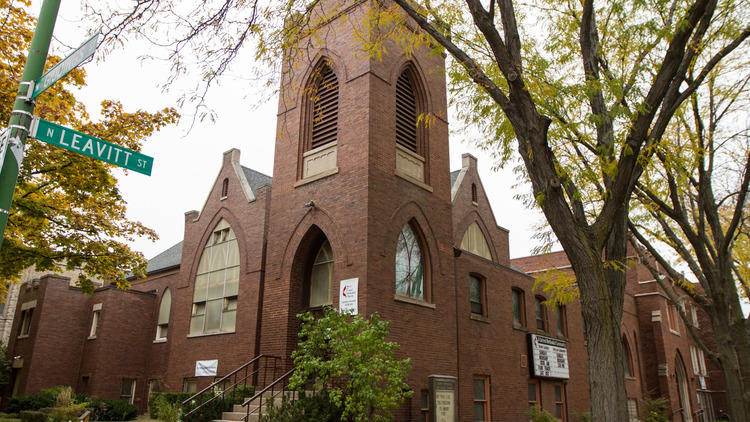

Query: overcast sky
[31,1,546,261]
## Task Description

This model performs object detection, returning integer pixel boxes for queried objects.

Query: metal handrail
[181,354,281,419]
[242,367,296,421]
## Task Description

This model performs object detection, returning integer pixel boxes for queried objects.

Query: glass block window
[190,219,239,335]
[396,223,425,300]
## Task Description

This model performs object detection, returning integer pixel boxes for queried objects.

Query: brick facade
[4,1,727,420]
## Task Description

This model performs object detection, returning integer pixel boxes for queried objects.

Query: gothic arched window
[395,223,426,300]
[309,240,334,307]
[190,219,239,335]
[461,222,492,261]
[308,62,338,151]
[156,288,171,340]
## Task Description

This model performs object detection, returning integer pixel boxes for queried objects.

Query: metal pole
[0,0,61,249]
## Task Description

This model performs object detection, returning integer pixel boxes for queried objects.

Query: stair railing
[241,366,296,422]
[181,354,282,421]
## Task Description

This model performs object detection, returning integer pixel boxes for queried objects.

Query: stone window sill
[153,338,167,344]
[17,335,29,340]
[394,170,433,192]
[87,336,96,340]
[394,295,435,309]
[294,167,339,188]
[669,329,680,336]
[512,324,528,332]
[470,314,490,324]
[187,331,235,339]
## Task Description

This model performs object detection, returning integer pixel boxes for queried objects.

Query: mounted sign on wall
[528,333,570,379]
[339,278,358,315]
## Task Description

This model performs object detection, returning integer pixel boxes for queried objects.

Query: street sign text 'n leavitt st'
[30,117,154,176]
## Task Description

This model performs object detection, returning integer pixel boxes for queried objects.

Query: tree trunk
[714,321,748,420]
[575,259,628,422]
[710,278,750,421]
[513,114,629,422]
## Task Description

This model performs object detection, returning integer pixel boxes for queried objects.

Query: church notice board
[528,333,570,379]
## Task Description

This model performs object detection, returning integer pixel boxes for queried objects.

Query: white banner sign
[529,334,569,379]
[339,278,359,315]
[195,359,218,377]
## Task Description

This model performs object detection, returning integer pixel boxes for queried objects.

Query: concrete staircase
[211,390,303,422]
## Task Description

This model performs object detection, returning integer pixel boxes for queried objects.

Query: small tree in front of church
[287,307,412,422]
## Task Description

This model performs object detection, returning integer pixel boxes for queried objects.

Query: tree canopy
[0,0,179,293]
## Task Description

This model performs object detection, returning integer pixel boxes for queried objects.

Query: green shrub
[53,387,74,408]
[155,400,182,422]
[640,396,669,422]
[148,392,192,419]
[6,395,53,414]
[289,308,412,422]
[18,411,46,422]
[152,385,255,421]
[88,398,137,421]
[528,405,557,422]
[48,403,87,422]
[575,411,591,422]
[260,393,343,422]
[39,386,66,401]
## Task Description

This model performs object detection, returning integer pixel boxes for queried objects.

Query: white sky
[35,1,544,261]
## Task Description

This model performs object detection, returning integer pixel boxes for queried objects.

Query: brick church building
[4,1,727,420]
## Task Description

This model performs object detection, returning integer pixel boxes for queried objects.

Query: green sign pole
[0,0,61,249]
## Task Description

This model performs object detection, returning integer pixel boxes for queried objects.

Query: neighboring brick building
[513,252,727,421]
[3,1,726,421]
[0,267,101,347]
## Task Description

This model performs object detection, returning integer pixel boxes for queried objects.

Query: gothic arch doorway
[675,354,693,422]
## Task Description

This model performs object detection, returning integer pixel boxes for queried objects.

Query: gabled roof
[450,170,461,189]
[145,241,183,274]
[241,166,272,192]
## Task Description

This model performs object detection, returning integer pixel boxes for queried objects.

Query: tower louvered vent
[396,71,418,153]
[311,65,338,149]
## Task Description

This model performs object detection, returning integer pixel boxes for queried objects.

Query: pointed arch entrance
[675,353,693,422]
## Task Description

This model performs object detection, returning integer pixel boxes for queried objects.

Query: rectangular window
[691,305,699,327]
[19,308,33,337]
[667,302,679,333]
[473,376,490,422]
[627,398,638,422]
[528,380,540,413]
[698,348,707,376]
[554,383,566,421]
[120,378,136,404]
[512,289,526,327]
[470,275,485,316]
[89,310,101,338]
[420,389,429,422]
[535,297,547,331]
[556,306,567,337]
[690,346,701,375]
[183,378,198,393]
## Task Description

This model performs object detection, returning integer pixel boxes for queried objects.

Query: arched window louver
[396,70,418,153]
[310,64,338,150]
